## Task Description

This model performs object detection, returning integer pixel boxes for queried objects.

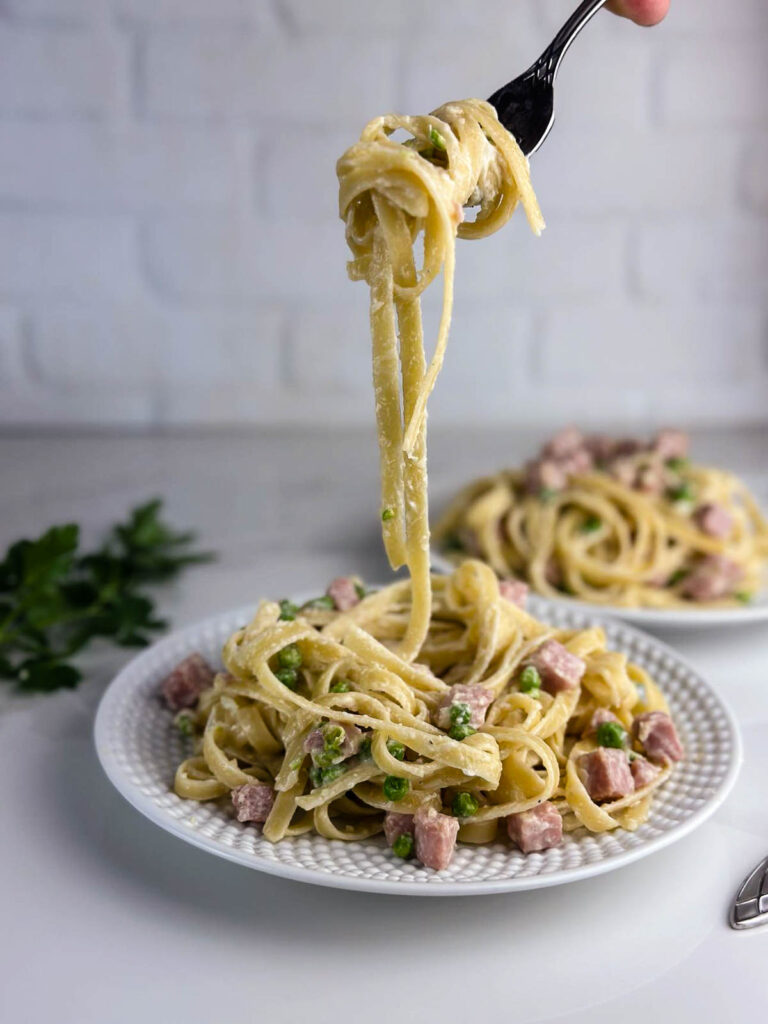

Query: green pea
[278,599,298,621]
[354,582,367,600]
[358,736,372,760]
[596,721,627,749]
[581,515,602,534]
[449,701,472,727]
[668,569,689,586]
[383,776,409,802]
[666,457,689,471]
[329,678,351,693]
[175,712,194,736]
[275,667,298,689]
[667,482,695,503]
[387,740,406,761]
[278,643,302,670]
[392,833,414,859]
[452,792,479,818]
[310,763,347,789]
[381,508,395,522]
[519,665,541,694]
[735,591,753,604]
[448,722,476,741]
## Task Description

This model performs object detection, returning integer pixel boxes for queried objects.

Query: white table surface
[2,427,767,1024]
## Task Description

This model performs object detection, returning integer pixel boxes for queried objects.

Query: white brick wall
[0,0,766,429]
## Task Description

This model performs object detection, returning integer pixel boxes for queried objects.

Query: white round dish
[431,549,768,630]
[95,595,741,896]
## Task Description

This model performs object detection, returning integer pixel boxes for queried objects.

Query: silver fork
[488,0,609,156]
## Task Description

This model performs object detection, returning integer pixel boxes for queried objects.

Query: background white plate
[95,597,742,896]
[431,549,768,630]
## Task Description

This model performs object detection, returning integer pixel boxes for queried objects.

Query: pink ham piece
[303,723,362,763]
[435,683,494,730]
[582,708,621,738]
[632,711,683,765]
[693,503,733,540]
[559,447,594,477]
[161,652,215,711]
[608,456,638,489]
[630,756,661,789]
[542,426,585,460]
[525,459,568,495]
[231,782,275,823]
[383,812,414,847]
[681,554,743,601]
[499,578,529,608]
[545,557,563,588]
[414,806,459,870]
[636,463,666,496]
[326,576,361,612]
[654,429,689,461]
[578,747,634,802]
[507,801,563,853]
[528,640,586,694]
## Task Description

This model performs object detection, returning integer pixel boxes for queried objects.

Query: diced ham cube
[613,438,645,458]
[326,576,361,612]
[654,429,689,461]
[559,448,594,477]
[586,434,618,464]
[693,503,733,539]
[582,708,621,738]
[630,756,661,789]
[435,684,494,730]
[528,640,586,694]
[414,806,459,870]
[161,652,215,711]
[499,578,529,608]
[632,711,683,765]
[507,801,563,853]
[525,459,568,495]
[542,427,585,460]
[578,748,634,802]
[608,456,638,489]
[383,812,414,847]
[636,463,666,496]
[681,554,743,601]
[231,782,275,823]
[303,723,362,763]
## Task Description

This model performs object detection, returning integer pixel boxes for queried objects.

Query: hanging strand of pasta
[338,98,543,658]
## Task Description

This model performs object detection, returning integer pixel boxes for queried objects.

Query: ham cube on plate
[507,802,563,853]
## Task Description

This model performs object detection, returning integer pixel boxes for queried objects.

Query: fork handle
[529,0,609,83]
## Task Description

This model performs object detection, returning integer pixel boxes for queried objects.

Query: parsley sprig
[0,499,212,692]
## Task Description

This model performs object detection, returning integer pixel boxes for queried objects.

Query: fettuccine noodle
[174,561,671,843]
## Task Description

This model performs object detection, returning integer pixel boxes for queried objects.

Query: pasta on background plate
[435,427,768,610]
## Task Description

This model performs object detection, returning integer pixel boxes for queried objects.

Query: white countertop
[2,427,767,1024]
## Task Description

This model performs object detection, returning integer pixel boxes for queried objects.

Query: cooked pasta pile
[435,427,768,609]
[171,561,676,852]
[165,104,684,869]
[337,98,543,658]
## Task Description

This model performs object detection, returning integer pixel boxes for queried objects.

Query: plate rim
[429,548,768,629]
[94,598,743,897]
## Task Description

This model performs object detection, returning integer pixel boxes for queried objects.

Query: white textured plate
[95,597,741,896]
[431,549,768,630]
